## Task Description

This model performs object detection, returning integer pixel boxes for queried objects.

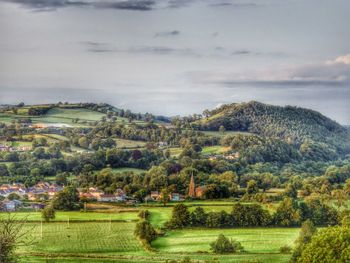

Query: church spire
[188,173,195,197]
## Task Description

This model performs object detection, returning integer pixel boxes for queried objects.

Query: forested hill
[197,101,349,148]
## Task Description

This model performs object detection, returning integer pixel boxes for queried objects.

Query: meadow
[0,210,138,222]
[152,228,299,254]
[1,203,300,263]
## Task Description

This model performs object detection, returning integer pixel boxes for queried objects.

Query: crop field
[0,211,138,221]
[4,206,299,263]
[18,222,143,254]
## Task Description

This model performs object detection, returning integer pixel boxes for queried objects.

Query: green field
[19,222,142,254]
[115,139,147,149]
[201,145,230,155]
[1,204,300,263]
[202,131,253,138]
[152,228,298,253]
[0,211,138,222]
[112,167,147,174]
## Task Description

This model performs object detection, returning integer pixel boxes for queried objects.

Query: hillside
[198,101,350,153]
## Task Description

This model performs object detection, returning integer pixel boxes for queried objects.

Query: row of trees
[166,200,339,229]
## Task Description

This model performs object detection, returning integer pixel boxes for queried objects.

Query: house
[79,192,96,200]
[224,152,240,160]
[16,146,32,152]
[170,193,182,201]
[195,186,205,198]
[98,194,116,202]
[31,203,45,210]
[88,187,104,199]
[1,200,22,211]
[115,189,126,202]
[150,191,160,200]
[158,141,168,148]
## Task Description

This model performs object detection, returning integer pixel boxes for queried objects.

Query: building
[188,174,196,198]
[195,186,205,198]
[115,189,126,202]
[1,200,22,211]
[98,194,116,202]
[150,191,160,200]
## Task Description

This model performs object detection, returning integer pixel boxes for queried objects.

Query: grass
[202,131,253,138]
[0,211,138,222]
[112,168,147,174]
[168,147,182,157]
[115,139,146,149]
[18,222,143,254]
[201,145,230,155]
[8,204,298,263]
[152,227,299,254]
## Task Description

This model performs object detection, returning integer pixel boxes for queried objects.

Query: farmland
[152,228,299,254]
[8,207,300,263]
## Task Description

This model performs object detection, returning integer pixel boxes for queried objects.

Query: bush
[134,220,157,243]
[210,234,244,254]
[279,245,292,253]
[138,210,150,220]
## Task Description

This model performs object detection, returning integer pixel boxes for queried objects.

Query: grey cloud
[154,30,180,37]
[188,55,350,88]
[209,2,258,8]
[5,0,156,11]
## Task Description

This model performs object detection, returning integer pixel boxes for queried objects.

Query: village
[0,177,206,211]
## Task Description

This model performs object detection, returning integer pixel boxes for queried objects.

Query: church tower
[188,174,195,197]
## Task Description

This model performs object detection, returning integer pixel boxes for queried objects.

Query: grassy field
[19,222,142,254]
[152,228,298,254]
[115,139,146,149]
[2,203,299,263]
[112,167,147,174]
[0,211,138,222]
[201,145,230,155]
[202,131,253,138]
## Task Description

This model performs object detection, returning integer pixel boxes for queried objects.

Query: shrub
[134,220,157,243]
[279,245,292,253]
[210,234,244,254]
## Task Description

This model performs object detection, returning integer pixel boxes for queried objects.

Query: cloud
[5,0,156,11]
[187,54,350,88]
[209,1,258,8]
[154,30,180,37]
[79,41,198,56]
[328,54,350,65]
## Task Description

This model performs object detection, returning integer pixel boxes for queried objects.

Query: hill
[197,101,350,157]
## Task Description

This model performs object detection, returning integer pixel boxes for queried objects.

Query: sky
[0,0,350,124]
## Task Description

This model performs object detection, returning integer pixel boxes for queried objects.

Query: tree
[291,219,317,262]
[219,125,226,135]
[52,187,80,211]
[296,226,350,262]
[167,204,191,228]
[0,214,34,262]
[210,234,244,254]
[246,180,259,195]
[160,188,170,206]
[41,205,56,222]
[190,207,207,226]
[273,197,301,226]
[134,220,157,243]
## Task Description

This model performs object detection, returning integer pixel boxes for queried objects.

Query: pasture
[5,204,299,263]
[0,211,138,222]
[18,222,143,254]
[152,228,299,254]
